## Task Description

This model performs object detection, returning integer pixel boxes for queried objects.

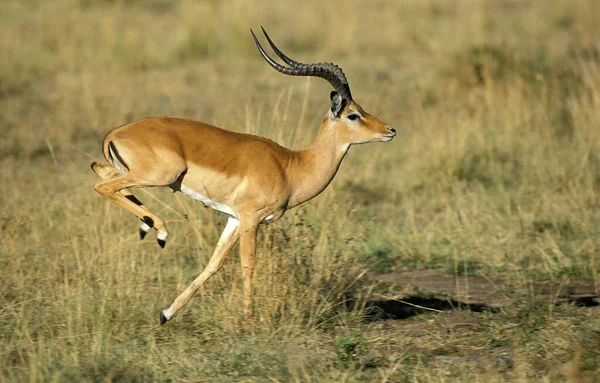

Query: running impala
[91,27,396,325]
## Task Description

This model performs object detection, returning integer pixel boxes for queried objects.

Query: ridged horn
[250,27,352,102]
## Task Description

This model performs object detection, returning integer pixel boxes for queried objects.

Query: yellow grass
[1,0,600,381]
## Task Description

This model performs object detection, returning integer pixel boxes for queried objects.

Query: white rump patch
[108,145,126,175]
[180,185,238,218]
[340,143,350,155]
[113,160,126,175]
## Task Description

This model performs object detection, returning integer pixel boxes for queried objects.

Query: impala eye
[347,114,360,121]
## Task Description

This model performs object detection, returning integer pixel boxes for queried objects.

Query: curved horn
[250,28,352,102]
[260,26,303,68]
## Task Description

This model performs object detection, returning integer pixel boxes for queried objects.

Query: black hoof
[139,228,148,240]
[157,239,166,248]
[160,310,168,326]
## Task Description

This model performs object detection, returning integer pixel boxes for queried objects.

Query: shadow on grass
[364,294,598,321]
[364,296,500,321]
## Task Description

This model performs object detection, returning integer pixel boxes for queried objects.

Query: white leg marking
[162,308,173,320]
[157,230,168,241]
[140,222,152,233]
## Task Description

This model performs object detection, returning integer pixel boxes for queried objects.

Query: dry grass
[1,0,600,381]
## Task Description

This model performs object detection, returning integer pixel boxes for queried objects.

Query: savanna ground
[1,0,600,381]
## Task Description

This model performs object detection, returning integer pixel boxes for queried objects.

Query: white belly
[180,184,238,218]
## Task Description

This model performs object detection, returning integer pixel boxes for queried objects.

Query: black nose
[388,127,396,134]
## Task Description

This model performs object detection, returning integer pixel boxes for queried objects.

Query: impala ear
[330,91,346,118]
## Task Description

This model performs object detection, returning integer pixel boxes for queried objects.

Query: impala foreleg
[92,161,154,240]
[239,220,259,319]
[160,217,240,325]
[93,172,170,247]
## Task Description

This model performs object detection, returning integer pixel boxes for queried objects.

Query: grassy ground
[1,0,600,381]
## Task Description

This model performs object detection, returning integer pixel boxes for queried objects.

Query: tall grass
[1,0,600,381]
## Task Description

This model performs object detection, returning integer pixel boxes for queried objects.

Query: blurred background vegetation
[1,0,599,381]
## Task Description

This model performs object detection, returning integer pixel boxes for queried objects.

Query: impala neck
[287,120,350,209]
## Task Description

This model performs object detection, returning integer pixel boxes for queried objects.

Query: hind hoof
[157,230,168,248]
[139,222,152,240]
[160,310,169,326]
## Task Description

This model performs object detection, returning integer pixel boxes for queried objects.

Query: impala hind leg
[91,161,154,240]
[161,217,240,325]
[93,171,174,248]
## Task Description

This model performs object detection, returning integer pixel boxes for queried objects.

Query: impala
[91,28,396,325]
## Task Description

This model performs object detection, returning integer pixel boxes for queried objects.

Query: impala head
[251,27,396,145]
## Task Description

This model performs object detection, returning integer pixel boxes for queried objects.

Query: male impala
[91,28,395,325]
